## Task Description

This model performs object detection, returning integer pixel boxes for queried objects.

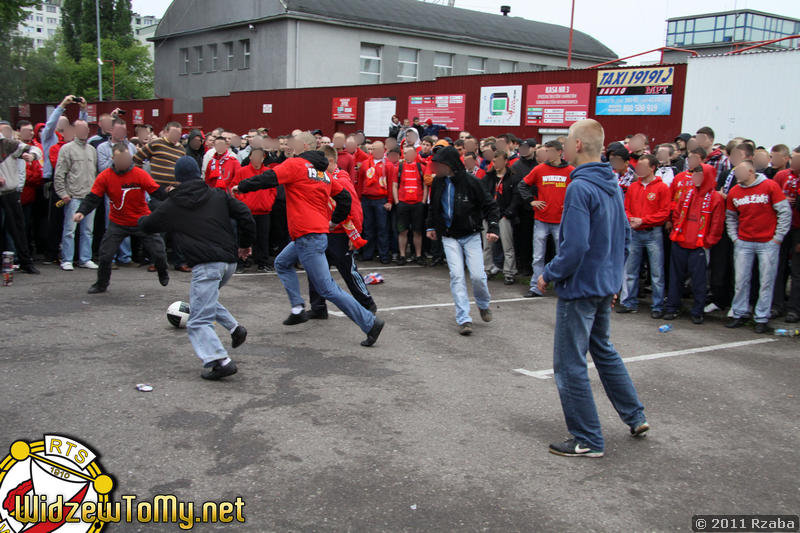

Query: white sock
[220,357,232,366]
[229,325,239,334]
[291,305,304,315]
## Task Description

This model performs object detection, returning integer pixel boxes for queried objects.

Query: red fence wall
[10,64,686,146]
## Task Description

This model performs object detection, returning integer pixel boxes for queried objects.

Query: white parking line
[512,338,778,380]
[234,264,424,276]
[329,296,544,316]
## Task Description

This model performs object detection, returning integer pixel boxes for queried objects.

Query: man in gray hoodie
[54,119,97,271]
[0,132,39,274]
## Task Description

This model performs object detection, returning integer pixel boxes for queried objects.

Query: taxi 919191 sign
[595,66,674,116]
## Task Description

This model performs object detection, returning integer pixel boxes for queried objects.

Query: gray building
[151,0,617,113]
[662,9,800,63]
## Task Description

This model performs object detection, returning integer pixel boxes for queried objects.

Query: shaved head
[565,119,604,165]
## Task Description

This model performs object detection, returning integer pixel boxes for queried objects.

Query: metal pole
[95,0,103,100]
[567,0,575,68]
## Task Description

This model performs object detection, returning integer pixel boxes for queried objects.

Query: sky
[130,0,800,64]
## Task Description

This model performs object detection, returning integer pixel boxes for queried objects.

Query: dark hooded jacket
[138,157,255,266]
[425,146,500,239]
[184,129,206,168]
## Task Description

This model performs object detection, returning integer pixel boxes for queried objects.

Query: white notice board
[363,99,397,138]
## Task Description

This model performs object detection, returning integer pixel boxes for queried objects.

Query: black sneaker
[257,265,274,272]
[414,256,426,266]
[691,314,704,325]
[361,317,385,347]
[380,257,392,265]
[158,269,170,287]
[504,276,515,285]
[726,317,746,328]
[479,308,492,322]
[630,421,650,438]
[754,322,768,334]
[650,310,664,319]
[396,256,407,266]
[771,307,784,319]
[231,325,247,348]
[87,283,107,294]
[785,312,800,323]
[524,289,542,298]
[19,264,40,274]
[663,311,679,320]
[548,438,604,458]
[367,303,378,315]
[616,306,637,314]
[458,322,473,336]
[201,359,238,380]
[283,311,308,325]
[308,308,328,320]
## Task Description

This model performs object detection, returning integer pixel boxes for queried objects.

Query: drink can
[2,251,13,286]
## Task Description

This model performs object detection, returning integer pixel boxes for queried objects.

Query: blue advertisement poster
[595,67,674,116]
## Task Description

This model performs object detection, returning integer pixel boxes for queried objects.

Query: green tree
[0,0,37,118]
[61,0,84,61]
[112,0,133,47]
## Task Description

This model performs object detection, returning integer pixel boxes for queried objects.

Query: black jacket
[184,129,205,168]
[482,167,521,221]
[425,146,500,239]
[138,180,255,267]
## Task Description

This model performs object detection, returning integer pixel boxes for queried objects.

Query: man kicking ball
[233,132,385,347]
[139,156,255,380]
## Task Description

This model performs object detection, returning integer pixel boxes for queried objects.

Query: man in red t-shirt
[772,147,800,321]
[725,160,792,332]
[518,140,574,297]
[393,146,427,264]
[358,140,396,263]
[233,132,384,346]
[306,145,377,319]
[74,143,170,293]
[333,132,355,179]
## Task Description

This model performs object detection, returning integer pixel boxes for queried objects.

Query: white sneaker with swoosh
[549,438,604,458]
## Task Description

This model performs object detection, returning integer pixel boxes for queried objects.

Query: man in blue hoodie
[536,119,649,458]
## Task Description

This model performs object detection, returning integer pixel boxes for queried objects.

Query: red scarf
[671,186,713,247]
[208,151,234,183]
[782,170,799,198]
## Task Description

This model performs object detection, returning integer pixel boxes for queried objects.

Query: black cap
[311,129,323,136]
[519,138,537,148]
[674,133,691,143]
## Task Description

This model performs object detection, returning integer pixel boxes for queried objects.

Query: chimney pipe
[500,5,510,16]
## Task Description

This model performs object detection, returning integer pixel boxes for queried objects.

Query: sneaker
[662,311,679,320]
[158,269,170,287]
[548,438,604,458]
[380,257,392,265]
[726,317,746,329]
[283,310,308,326]
[360,317,385,347]
[396,256,407,266]
[704,302,720,313]
[231,325,247,348]
[503,276,515,285]
[235,264,246,274]
[414,256,425,266]
[615,306,637,314]
[650,310,664,319]
[630,421,650,438]
[257,264,274,272]
[78,260,98,269]
[60,262,74,271]
[458,323,473,336]
[19,264,40,274]
[201,359,238,380]
[488,265,501,276]
[524,289,542,298]
[754,322,768,334]
[308,308,328,320]
[691,314,704,325]
[785,312,800,323]
[771,307,784,319]
[87,283,106,294]
[479,308,493,322]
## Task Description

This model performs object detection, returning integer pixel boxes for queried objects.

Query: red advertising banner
[85,104,97,123]
[132,109,144,125]
[525,83,590,127]
[332,97,358,121]
[407,94,466,131]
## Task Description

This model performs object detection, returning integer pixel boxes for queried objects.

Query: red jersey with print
[522,162,574,223]
[726,178,786,242]
[397,161,424,204]
[358,156,395,199]
[90,166,160,227]
[329,169,363,233]
[775,168,800,228]
[624,177,671,229]
[273,157,344,240]
[230,164,277,215]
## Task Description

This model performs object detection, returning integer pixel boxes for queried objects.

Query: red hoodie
[358,156,396,200]
[774,168,800,229]
[670,164,725,249]
[230,164,277,215]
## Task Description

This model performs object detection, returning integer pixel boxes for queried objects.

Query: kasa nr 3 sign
[595,66,674,116]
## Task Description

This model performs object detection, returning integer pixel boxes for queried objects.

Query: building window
[193,46,203,73]
[359,43,381,84]
[36,15,43,22]
[209,44,218,72]
[47,17,56,24]
[397,47,418,82]
[498,60,517,73]
[46,5,56,12]
[239,39,250,69]
[36,27,42,33]
[223,41,234,70]
[434,52,453,77]
[467,56,486,75]
[179,48,189,75]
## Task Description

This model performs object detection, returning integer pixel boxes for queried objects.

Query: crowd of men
[1,95,798,336]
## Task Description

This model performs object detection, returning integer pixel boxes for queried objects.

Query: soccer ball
[167,301,190,328]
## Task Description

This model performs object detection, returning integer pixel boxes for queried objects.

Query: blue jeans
[732,239,780,323]
[275,233,375,333]
[61,198,95,264]
[622,227,665,311]
[553,296,646,450]
[442,232,491,325]
[105,196,131,263]
[361,197,390,260]
[530,220,560,292]
[187,262,238,365]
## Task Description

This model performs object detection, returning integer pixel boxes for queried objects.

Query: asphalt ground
[0,261,798,532]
